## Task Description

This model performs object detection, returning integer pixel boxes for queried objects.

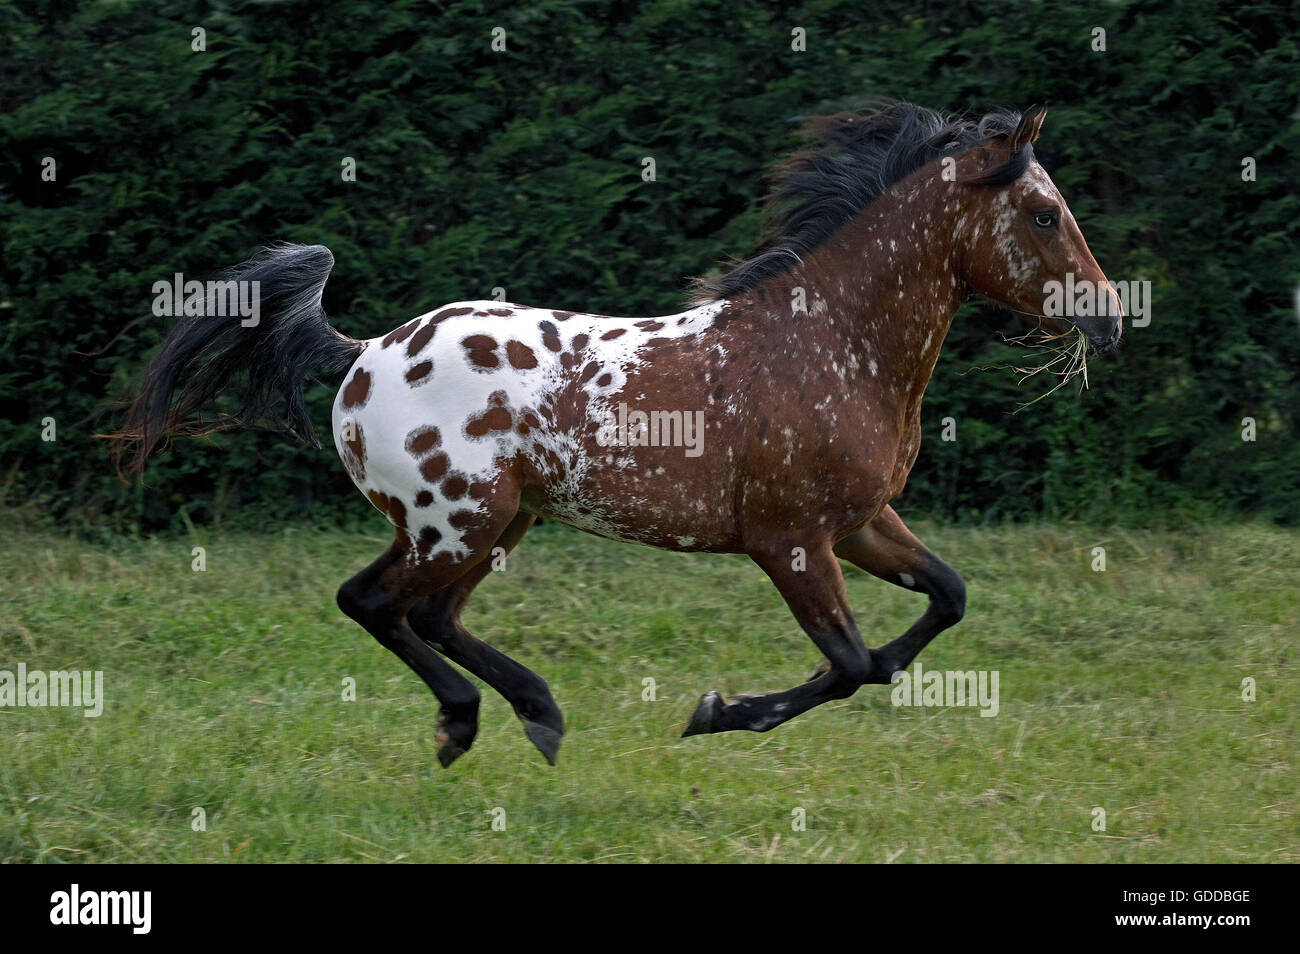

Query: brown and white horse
[114,103,1122,766]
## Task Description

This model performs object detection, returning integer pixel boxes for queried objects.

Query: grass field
[1,516,1295,863]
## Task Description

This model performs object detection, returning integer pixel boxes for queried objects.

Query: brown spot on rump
[645,337,670,347]
[388,496,408,530]
[514,410,542,437]
[538,323,559,353]
[448,510,478,530]
[600,328,626,340]
[506,340,538,369]
[419,452,450,482]
[407,322,439,359]
[341,367,372,409]
[442,474,469,499]
[416,525,443,556]
[465,406,512,437]
[560,353,575,369]
[579,361,600,383]
[634,320,665,332]
[406,360,433,384]
[366,489,408,530]
[415,490,434,507]
[341,420,366,482]
[382,318,421,349]
[487,308,513,316]
[430,306,474,323]
[596,373,612,387]
[462,333,499,369]
[551,311,574,321]
[406,425,441,456]
[571,333,589,352]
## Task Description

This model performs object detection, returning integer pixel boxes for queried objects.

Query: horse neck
[744,179,966,414]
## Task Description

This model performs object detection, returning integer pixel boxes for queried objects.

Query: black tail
[108,243,364,474]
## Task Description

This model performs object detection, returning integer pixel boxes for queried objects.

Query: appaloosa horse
[114,103,1122,766]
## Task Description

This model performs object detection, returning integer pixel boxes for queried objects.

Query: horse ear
[1011,105,1047,148]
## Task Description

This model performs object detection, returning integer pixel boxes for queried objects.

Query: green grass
[0,517,1295,863]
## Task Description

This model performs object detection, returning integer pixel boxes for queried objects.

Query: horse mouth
[1086,325,1123,357]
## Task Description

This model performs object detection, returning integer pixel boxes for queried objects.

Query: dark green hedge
[2,0,1297,531]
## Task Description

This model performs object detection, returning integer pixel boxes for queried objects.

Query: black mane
[693,102,1033,299]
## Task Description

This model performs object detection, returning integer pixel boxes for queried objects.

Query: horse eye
[1034,212,1057,228]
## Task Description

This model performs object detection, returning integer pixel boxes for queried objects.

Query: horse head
[955,108,1124,356]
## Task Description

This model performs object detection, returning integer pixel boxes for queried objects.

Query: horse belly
[523,446,742,552]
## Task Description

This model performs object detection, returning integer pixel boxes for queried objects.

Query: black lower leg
[337,545,482,767]
[683,542,879,736]
[832,511,967,682]
[407,597,564,764]
[405,512,564,764]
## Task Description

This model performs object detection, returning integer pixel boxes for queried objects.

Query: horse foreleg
[824,506,966,680]
[682,540,882,736]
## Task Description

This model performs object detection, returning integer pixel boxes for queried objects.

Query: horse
[112,103,1123,767]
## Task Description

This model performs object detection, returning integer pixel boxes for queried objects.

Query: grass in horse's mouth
[969,326,1091,412]
[1009,327,1090,410]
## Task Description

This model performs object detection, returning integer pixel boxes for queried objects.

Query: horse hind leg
[336,483,526,768]
[406,512,565,765]
[336,542,480,766]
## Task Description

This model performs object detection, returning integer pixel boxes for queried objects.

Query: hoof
[435,737,468,768]
[434,715,477,769]
[682,690,724,737]
[522,720,563,766]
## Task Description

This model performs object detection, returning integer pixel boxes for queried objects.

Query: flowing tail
[108,243,364,474]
